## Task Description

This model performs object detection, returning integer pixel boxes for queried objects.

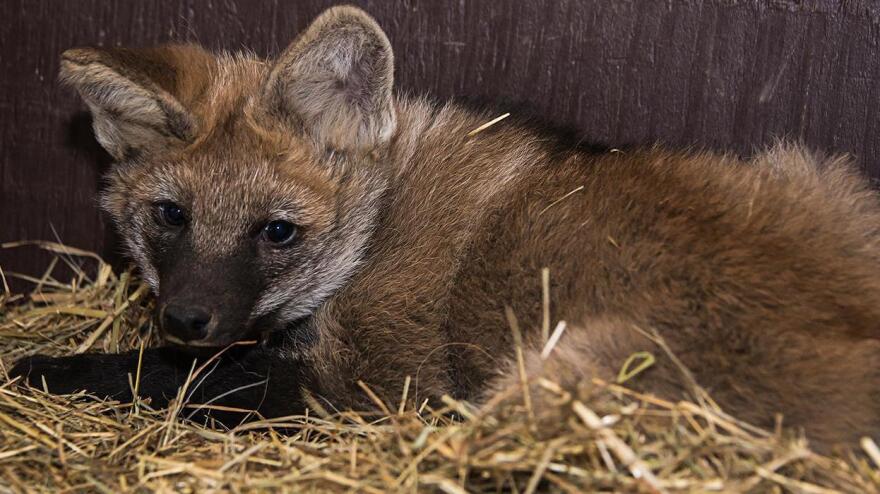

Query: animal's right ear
[60,44,215,161]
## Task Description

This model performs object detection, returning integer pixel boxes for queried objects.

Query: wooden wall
[2,0,880,290]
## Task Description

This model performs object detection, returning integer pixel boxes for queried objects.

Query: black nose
[162,304,213,342]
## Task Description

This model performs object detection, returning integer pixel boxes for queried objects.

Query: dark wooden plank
[3,0,880,288]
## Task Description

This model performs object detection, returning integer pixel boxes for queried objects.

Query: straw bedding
[0,242,878,493]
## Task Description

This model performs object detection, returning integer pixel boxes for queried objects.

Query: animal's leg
[9,346,309,425]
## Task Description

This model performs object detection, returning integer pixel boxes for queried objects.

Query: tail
[482,315,880,454]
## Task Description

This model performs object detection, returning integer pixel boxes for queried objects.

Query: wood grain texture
[2,0,880,288]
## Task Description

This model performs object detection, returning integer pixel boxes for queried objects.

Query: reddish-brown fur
[35,6,880,453]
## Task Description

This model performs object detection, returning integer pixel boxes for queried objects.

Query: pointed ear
[260,6,396,153]
[60,44,215,160]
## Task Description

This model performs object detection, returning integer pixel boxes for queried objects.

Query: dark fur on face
[77,40,390,346]
[10,6,879,454]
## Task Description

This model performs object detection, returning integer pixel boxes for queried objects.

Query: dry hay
[0,242,878,493]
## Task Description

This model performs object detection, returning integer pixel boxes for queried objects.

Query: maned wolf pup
[10,6,880,452]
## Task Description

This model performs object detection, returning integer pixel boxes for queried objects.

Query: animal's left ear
[260,6,396,153]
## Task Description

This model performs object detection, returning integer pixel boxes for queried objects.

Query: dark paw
[10,354,77,388]
[9,353,133,400]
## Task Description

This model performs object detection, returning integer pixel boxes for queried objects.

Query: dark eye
[157,202,186,227]
[262,220,298,245]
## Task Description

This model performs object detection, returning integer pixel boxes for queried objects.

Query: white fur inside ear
[263,6,396,152]
[85,97,174,160]
[61,55,195,160]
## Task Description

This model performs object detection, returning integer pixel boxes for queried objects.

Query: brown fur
[57,6,878,453]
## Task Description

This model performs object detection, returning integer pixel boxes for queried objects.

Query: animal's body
[11,6,879,453]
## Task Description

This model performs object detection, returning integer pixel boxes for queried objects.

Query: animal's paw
[9,353,135,400]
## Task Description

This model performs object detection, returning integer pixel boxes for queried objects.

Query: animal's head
[61,6,395,347]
